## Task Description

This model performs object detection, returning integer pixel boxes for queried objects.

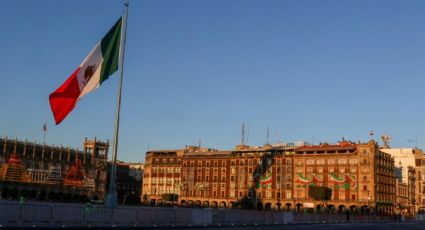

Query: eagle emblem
[82,65,96,85]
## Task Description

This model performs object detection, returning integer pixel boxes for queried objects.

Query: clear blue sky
[1,0,425,162]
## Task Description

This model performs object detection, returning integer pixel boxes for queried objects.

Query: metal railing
[0,200,293,227]
[2,200,423,227]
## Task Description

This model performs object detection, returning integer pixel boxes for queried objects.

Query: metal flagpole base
[104,192,118,208]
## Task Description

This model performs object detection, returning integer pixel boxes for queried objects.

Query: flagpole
[105,0,129,208]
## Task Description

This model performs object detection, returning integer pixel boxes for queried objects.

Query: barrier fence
[0,200,421,227]
[0,201,293,227]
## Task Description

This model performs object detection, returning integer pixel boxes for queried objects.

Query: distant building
[143,140,397,215]
[0,136,109,202]
[380,148,418,214]
[293,140,395,214]
[107,161,143,205]
[380,148,415,184]
[414,149,425,213]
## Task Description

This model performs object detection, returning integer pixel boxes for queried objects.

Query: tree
[161,193,178,202]
[234,196,255,210]
[308,185,332,201]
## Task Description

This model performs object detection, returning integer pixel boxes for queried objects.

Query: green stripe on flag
[100,17,122,84]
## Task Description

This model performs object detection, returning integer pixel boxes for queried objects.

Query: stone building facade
[142,140,397,214]
[414,149,425,213]
[0,136,109,201]
[142,148,184,205]
[292,140,395,214]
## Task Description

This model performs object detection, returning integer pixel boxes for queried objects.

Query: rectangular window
[266,192,272,198]
[286,191,292,199]
[306,160,315,165]
[338,159,347,165]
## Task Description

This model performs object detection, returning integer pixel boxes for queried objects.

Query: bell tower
[83,137,109,199]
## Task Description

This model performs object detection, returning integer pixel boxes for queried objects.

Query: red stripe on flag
[49,67,82,125]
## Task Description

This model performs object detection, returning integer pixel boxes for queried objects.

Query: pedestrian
[85,201,91,214]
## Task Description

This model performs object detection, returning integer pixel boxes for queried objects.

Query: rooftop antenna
[240,124,245,145]
[266,126,270,145]
[198,139,202,148]
[246,125,250,145]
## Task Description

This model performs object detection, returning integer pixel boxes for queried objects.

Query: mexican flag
[49,17,122,125]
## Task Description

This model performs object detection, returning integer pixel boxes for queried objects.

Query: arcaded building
[293,140,395,214]
[143,139,397,214]
[177,144,299,210]
[142,148,184,204]
[0,137,109,201]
